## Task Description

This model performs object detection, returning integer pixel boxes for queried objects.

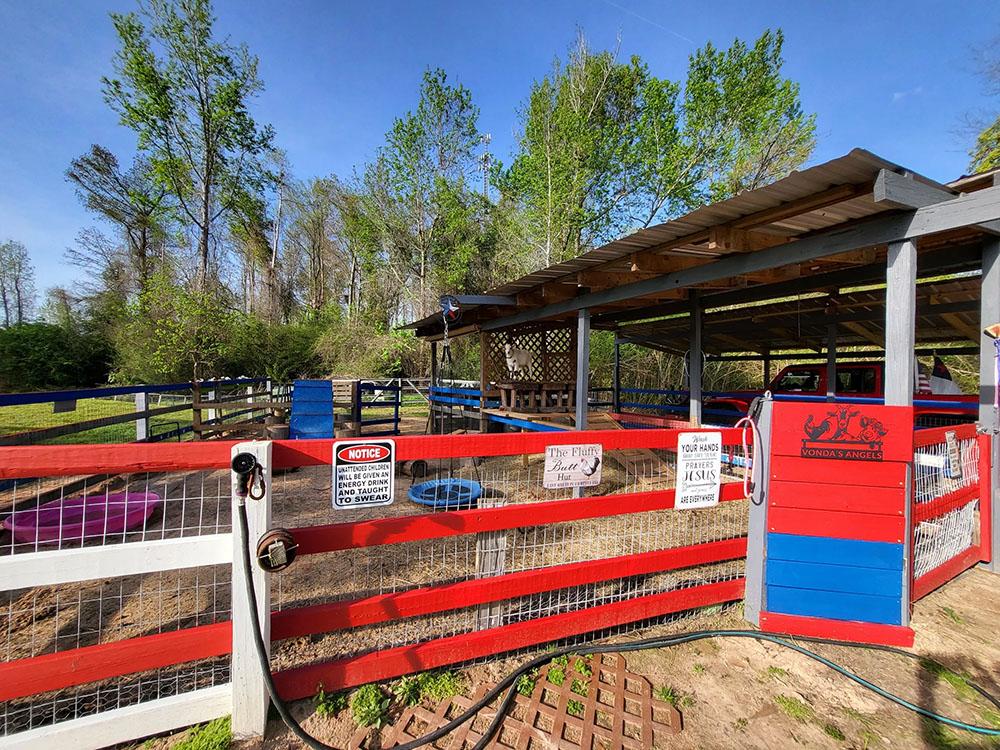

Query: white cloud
[892,86,924,103]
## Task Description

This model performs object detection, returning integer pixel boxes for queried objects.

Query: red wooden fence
[0,427,751,705]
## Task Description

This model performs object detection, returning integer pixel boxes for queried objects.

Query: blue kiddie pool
[408,478,483,509]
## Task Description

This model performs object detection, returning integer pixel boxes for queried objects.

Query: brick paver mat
[352,652,681,749]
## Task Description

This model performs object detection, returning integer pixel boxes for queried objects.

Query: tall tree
[684,29,815,201]
[66,145,168,292]
[969,36,1000,173]
[501,29,815,265]
[354,68,488,318]
[102,0,274,285]
[0,241,36,326]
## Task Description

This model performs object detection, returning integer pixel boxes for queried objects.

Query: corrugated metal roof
[487,148,914,296]
[405,149,978,337]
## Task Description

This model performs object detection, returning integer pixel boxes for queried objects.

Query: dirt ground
[149,566,1000,750]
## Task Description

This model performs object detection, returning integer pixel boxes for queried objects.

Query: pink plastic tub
[2,492,162,544]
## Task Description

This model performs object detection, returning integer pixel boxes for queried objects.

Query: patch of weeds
[314,687,349,717]
[680,694,696,708]
[692,663,706,675]
[733,717,748,731]
[175,717,231,750]
[822,723,846,741]
[567,699,585,718]
[571,678,589,697]
[940,606,963,624]
[552,654,570,667]
[766,666,789,680]
[391,671,465,706]
[774,695,814,723]
[920,659,977,701]
[982,708,1000,728]
[516,670,539,697]
[391,676,423,707]
[655,685,678,706]
[351,684,390,728]
[574,657,593,677]
[858,728,879,749]
[421,671,465,702]
[548,666,566,686]
[921,717,961,749]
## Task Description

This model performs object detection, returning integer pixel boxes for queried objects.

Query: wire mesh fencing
[0,470,231,556]
[268,436,750,675]
[912,428,981,580]
[0,566,231,737]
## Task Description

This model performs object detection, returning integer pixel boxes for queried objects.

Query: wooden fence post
[230,440,272,740]
[135,390,149,442]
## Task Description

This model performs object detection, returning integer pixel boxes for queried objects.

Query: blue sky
[1,0,998,292]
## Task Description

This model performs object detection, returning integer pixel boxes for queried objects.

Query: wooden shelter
[408,148,1000,424]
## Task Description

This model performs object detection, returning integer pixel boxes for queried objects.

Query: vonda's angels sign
[801,406,889,461]
[772,402,911,464]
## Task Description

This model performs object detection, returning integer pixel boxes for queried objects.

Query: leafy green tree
[103,0,274,286]
[66,145,168,292]
[969,37,1000,173]
[684,29,815,201]
[349,68,492,317]
[0,323,112,390]
[501,29,815,264]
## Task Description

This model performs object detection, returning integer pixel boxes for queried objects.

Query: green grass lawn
[0,399,193,444]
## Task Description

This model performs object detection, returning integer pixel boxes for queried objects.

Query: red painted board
[759,611,914,647]
[0,621,232,702]
[0,427,746,479]
[771,402,913,463]
[769,481,905,516]
[911,546,981,601]
[272,578,745,699]
[273,428,745,468]
[979,433,993,564]
[768,507,905,544]
[912,485,978,524]
[0,442,234,479]
[913,423,977,449]
[292,482,748,555]
[770,456,907,489]
[271,537,747,641]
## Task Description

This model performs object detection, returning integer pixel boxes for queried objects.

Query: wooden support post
[689,292,703,427]
[135,390,149,442]
[762,350,771,389]
[980,236,1000,574]
[826,324,837,402]
[575,309,591,430]
[885,239,917,406]
[479,332,488,433]
[230,440,272,740]
[612,336,622,413]
[191,382,202,440]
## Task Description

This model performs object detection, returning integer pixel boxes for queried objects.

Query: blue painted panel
[767,533,903,571]
[766,560,902,598]
[291,380,334,439]
[766,585,902,625]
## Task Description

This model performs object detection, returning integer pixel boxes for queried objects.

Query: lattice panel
[485,327,577,385]
[366,653,680,750]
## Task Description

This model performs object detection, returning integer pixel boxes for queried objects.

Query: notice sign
[675,432,722,509]
[543,444,603,489]
[332,439,395,510]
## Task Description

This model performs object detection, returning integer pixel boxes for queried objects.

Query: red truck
[707,362,977,427]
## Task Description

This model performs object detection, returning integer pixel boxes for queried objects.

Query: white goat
[504,343,533,377]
